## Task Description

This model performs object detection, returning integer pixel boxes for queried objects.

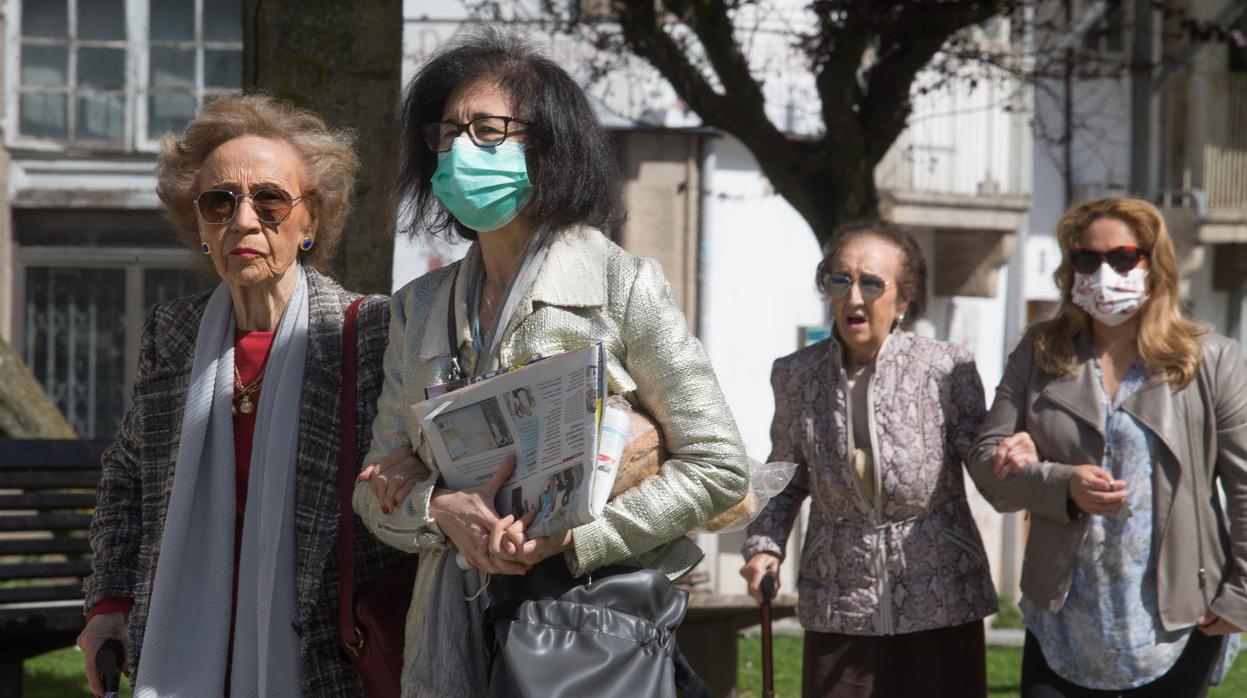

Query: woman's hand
[77,612,128,697]
[358,446,430,514]
[429,457,527,575]
[1196,611,1243,636]
[992,431,1039,479]
[1068,464,1128,516]
[488,512,572,569]
[739,552,782,605]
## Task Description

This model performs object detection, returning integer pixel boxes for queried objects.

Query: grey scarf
[136,267,309,698]
[406,235,549,697]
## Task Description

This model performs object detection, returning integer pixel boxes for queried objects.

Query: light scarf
[407,234,550,697]
[136,266,309,698]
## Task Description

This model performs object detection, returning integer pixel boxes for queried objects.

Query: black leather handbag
[487,566,689,698]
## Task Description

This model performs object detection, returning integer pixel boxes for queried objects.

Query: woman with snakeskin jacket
[741,220,997,698]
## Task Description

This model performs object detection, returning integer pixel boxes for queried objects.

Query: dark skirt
[802,620,987,698]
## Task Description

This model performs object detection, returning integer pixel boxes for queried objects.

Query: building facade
[1,0,236,438]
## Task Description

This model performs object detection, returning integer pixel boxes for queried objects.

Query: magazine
[412,343,626,538]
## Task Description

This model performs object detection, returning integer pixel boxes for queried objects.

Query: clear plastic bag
[694,458,798,534]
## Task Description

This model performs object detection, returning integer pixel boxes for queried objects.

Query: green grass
[22,635,1247,697]
[992,597,1024,630]
[23,647,132,698]
[737,636,1247,698]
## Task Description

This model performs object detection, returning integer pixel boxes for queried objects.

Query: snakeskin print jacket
[743,331,998,635]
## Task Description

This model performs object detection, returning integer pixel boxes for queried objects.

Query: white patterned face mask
[1071,265,1150,327]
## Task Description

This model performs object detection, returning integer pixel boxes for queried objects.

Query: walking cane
[761,573,776,698]
[96,638,124,698]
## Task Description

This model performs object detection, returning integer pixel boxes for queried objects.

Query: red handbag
[337,296,418,697]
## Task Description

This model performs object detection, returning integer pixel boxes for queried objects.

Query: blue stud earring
[201,242,211,255]
[300,237,313,251]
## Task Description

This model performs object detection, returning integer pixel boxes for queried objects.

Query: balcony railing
[875,80,1028,199]
[1204,73,1247,209]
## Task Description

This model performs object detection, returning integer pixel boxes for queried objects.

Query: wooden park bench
[0,438,109,694]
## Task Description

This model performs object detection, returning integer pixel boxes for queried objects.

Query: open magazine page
[412,343,607,538]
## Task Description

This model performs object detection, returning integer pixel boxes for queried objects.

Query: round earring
[300,237,314,251]
[201,242,211,255]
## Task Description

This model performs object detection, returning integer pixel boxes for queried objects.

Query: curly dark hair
[815,219,928,329]
[395,27,623,241]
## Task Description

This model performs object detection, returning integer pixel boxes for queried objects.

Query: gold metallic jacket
[353,225,749,680]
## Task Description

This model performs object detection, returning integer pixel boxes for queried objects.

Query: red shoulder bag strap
[337,296,367,653]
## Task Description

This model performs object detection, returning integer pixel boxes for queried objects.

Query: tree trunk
[0,338,75,438]
[243,0,402,295]
[752,144,881,248]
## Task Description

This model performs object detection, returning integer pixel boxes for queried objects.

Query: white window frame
[7,0,138,151]
[12,245,200,408]
[5,0,242,154]
[1075,0,1128,60]
[138,0,244,151]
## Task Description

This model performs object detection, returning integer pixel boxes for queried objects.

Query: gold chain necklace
[232,364,265,416]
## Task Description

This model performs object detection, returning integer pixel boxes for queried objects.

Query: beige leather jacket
[353,226,749,682]
[969,332,1247,632]
[743,332,997,635]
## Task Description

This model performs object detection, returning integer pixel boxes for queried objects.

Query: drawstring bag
[487,568,688,698]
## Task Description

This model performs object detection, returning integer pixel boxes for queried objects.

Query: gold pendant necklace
[233,364,265,417]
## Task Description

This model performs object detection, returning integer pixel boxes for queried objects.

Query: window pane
[150,47,195,89]
[78,0,126,41]
[203,0,242,42]
[19,92,68,139]
[150,0,194,40]
[24,267,128,439]
[77,48,126,90]
[21,44,68,86]
[77,94,125,142]
[204,49,241,89]
[144,268,213,310]
[148,92,196,138]
[22,0,67,38]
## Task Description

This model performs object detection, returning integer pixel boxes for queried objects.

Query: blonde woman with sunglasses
[970,197,1245,697]
[78,95,405,696]
[741,220,997,697]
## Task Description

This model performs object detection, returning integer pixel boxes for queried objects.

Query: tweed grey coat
[83,267,405,697]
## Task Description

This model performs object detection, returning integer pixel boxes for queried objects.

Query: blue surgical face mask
[430,138,533,232]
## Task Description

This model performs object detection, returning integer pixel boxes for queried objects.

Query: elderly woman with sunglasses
[740,220,998,698]
[77,95,403,696]
[969,197,1245,697]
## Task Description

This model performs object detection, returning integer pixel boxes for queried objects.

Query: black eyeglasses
[423,115,530,153]
[193,188,304,225]
[826,273,893,301]
[1070,246,1148,275]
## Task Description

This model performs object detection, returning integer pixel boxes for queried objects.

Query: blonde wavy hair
[155,94,360,269]
[1032,197,1206,388]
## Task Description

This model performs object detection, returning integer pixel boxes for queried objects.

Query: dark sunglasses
[1070,246,1148,275]
[826,273,892,301]
[193,188,304,225]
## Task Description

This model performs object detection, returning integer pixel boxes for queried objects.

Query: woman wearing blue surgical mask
[970,197,1247,697]
[351,28,748,697]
